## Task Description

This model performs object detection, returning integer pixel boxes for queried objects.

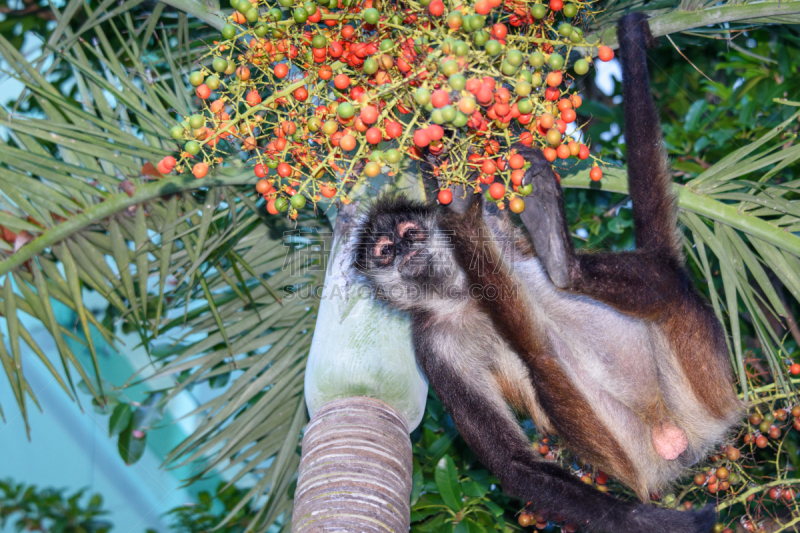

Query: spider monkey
[353,13,742,533]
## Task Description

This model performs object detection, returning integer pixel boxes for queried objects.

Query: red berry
[385,120,402,138]
[277,162,292,177]
[427,124,444,141]
[428,0,444,15]
[431,89,450,108]
[413,129,431,148]
[438,188,453,204]
[274,63,289,78]
[598,46,614,62]
[549,0,563,10]
[488,182,505,199]
[590,166,603,181]
[255,164,267,178]
[195,84,211,99]
[334,74,351,89]
[790,363,800,375]
[360,105,379,124]
[365,127,382,144]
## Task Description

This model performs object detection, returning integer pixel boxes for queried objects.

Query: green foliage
[0,479,112,533]
[410,393,522,532]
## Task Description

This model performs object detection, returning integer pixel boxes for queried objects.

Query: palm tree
[1,0,800,530]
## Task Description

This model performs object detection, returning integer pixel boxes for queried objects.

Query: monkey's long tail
[616,13,682,257]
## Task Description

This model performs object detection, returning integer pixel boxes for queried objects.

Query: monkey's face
[353,196,461,309]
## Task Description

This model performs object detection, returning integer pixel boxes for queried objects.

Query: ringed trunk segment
[292,397,413,533]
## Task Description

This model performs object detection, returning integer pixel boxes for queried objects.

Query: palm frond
[0,5,319,529]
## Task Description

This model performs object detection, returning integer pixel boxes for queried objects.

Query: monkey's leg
[413,330,716,533]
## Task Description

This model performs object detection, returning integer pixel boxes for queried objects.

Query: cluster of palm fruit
[159,0,613,217]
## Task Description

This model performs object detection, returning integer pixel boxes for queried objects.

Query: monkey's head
[353,195,463,310]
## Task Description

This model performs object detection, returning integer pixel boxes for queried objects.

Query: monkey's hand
[511,142,574,289]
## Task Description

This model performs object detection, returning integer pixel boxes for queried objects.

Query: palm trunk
[291,397,412,532]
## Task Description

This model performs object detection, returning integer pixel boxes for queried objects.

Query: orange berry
[195,84,211,99]
[598,46,614,62]
[320,183,337,198]
[339,134,356,151]
[192,162,208,179]
[509,153,525,169]
[590,166,603,181]
[274,63,289,78]
[488,182,505,199]
[509,197,525,213]
[334,74,351,89]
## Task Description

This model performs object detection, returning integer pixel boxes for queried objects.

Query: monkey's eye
[372,236,394,263]
[397,221,426,241]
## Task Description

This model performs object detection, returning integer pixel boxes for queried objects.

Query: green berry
[185,140,201,155]
[506,49,523,67]
[278,0,293,6]
[516,80,532,96]
[290,194,307,209]
[454,40,469,57]
[236,0,251,12]
[485,39,502,56]
[268,7,283,20]
[312,34,327,48]
[212,57,228,72]
[245,8,258,22]
[442,59,459,76]
[362,7,379,24]
[189,71,204,86]
[558,23,573,37]
[221,24,237,39]
[275,197,289,212]
[255,23,268,36]
[170,125,185,140]
[385,148,402,164]
[363,57,378,74]
[337,102,355,118]
[293,7,308,22]
[518,182,533,196]
[528,51,544,68]
[563,2,577,16]
[531,3,546,18]
[547,52,564,70]
[380,39,394,52]
[574,58,589,75]
[441,105,456,123]
[517,98,532,114]
[501,61,518,76]
[452,111,468,128]
[449,73,466,91]
[472,30,489,47]
[369,150,384,162]
[205,75,220,90]
[414,87,431,105]
[189,114,205,129]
